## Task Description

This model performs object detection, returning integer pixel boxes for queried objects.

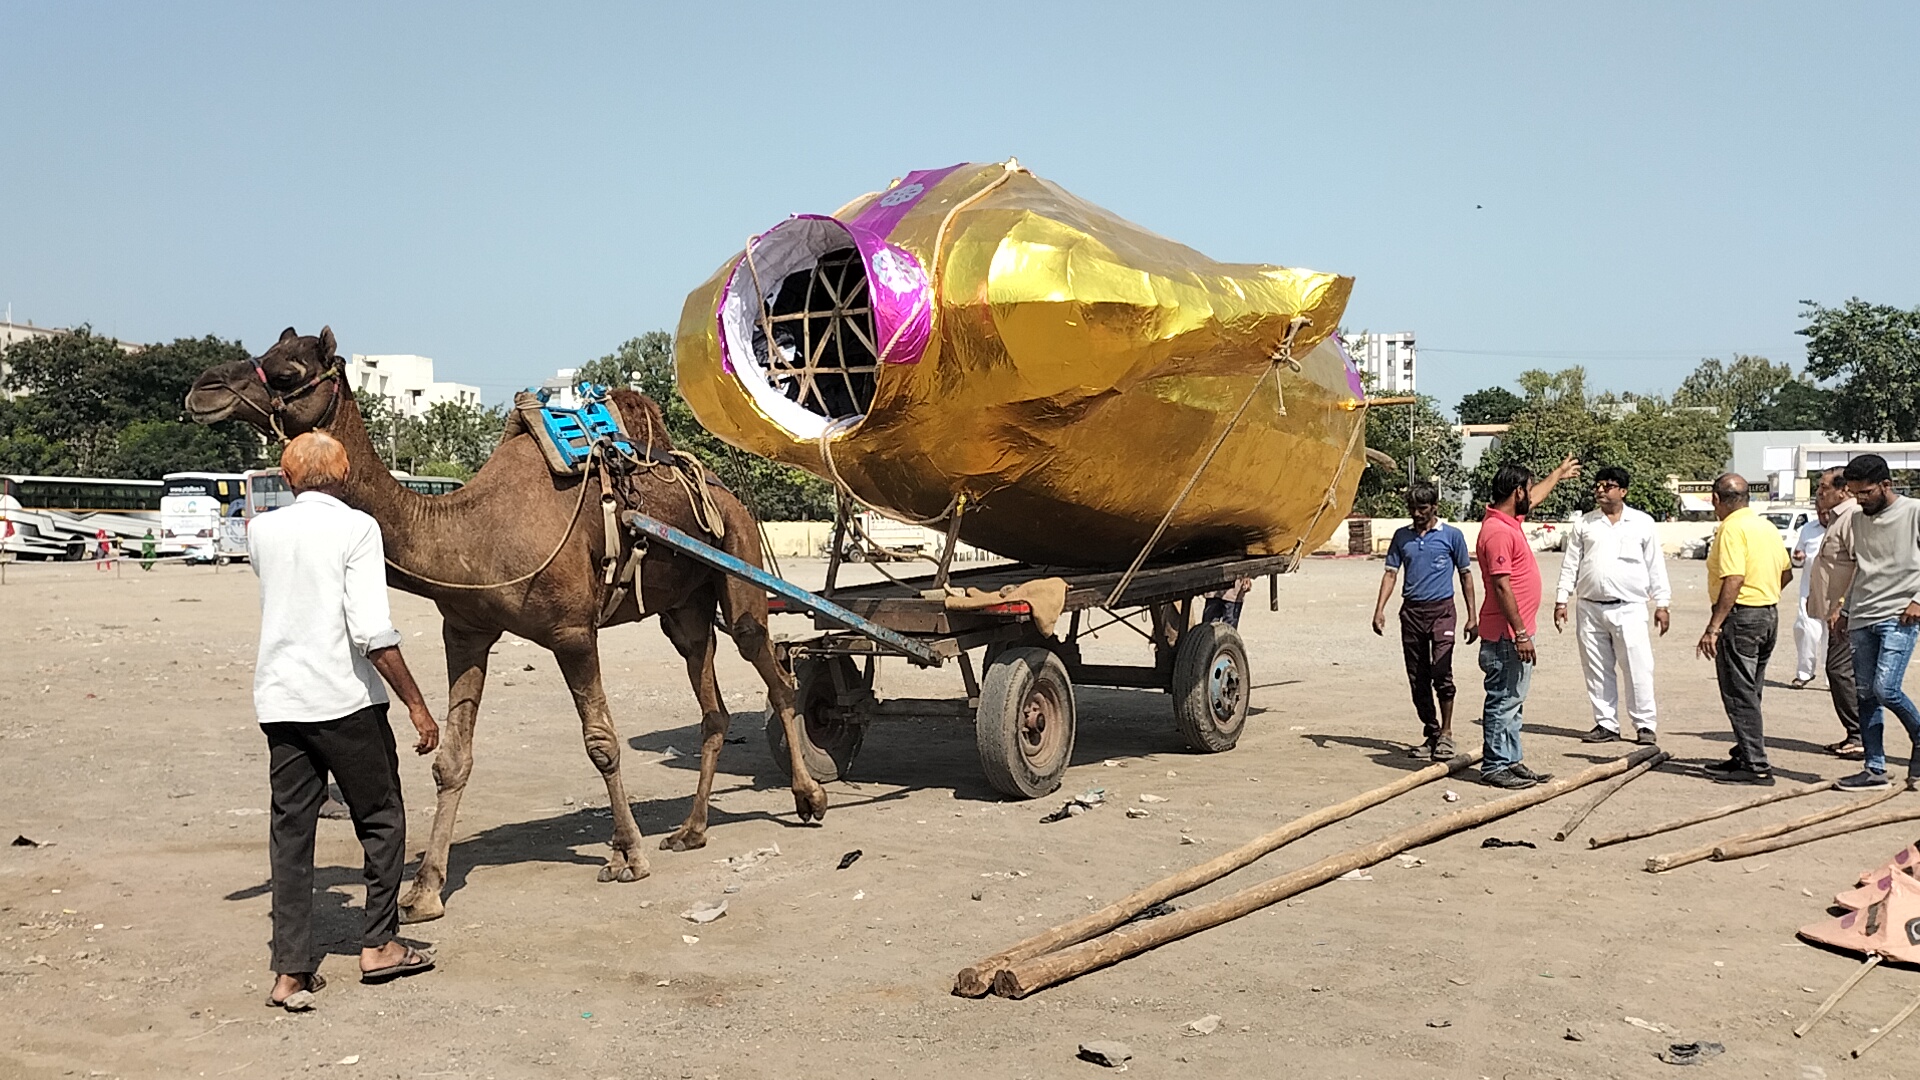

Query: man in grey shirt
[1830,454,1920,790]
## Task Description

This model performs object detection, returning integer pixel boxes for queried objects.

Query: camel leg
[550,629,650,883]
[717,574,829,824]
[400,622,500,924]
[657,599,732,851]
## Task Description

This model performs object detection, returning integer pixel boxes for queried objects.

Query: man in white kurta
[1791,515,1827,686]
[1553,466,1672,743]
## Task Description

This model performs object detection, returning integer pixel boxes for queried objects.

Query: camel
[187,327,828,923]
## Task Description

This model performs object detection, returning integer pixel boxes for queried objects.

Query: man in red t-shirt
[1476,456,1581,788]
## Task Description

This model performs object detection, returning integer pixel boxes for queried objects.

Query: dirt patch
[1,554,1913,1077]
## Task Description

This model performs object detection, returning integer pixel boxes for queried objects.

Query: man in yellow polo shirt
[1698,473,1794,783]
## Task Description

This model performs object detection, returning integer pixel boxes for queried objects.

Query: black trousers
[1715,604,1777,770]
[1828,612,1860,740]
[1400,598,1458,737]
[264,704,406,973]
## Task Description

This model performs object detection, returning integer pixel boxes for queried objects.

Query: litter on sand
[1041,789,1107,823]
[1077,1040,1132,1068]
[1659,1041,1725,1065]
[679,900,728,925]
[1480,837,1536,849]
[1183,1014,1222,1036]
[1337,869,1373,881]
[720,844,781,872]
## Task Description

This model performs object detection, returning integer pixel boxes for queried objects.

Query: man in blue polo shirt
[1372,480,1478,760]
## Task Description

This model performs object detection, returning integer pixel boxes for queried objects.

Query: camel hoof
[658,830,707,853]
[617,866,640,883]
[399,901,444,925]
[795,787,829,824]
[597,865,617,883]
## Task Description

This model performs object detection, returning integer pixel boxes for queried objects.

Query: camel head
[186,326,349,438]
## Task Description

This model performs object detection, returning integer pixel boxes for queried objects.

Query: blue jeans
[1849,618,1920,776]
[1478,638,1533,776]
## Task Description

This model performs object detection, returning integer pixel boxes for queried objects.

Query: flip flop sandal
[1790,678,1809,689]
[264,972,326,1010]
[360,946,434,984]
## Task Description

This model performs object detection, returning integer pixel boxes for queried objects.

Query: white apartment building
[345,353,482,418]
[1349,331,1417,395]
[538,367,582,410]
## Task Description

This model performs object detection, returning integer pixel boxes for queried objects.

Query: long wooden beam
[1587,779,1836,849]
[951,751,1482,996]
[1713,799,1920,862]
[987,747,1660,999]
[1645,787,1902,873]
[1553,751,1669,842]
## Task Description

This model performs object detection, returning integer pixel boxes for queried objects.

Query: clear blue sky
[3,1,1915,411]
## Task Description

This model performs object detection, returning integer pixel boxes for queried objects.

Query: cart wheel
[975,647,1076,799]
[1171,621,1249,753]
[766,656,865,783]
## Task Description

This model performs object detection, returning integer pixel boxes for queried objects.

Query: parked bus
[396,473,462,496]
[160,471,249,559]
[1,474,163,514]
[243,468,295,518]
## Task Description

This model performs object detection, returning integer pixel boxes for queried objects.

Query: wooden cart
[624,511,1294,800]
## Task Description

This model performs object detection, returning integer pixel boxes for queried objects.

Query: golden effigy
[675,160,1367,568]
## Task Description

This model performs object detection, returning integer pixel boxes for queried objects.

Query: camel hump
[612,390,673,453]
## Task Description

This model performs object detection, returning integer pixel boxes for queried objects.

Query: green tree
[1471,367,1616,520]
[1673,353,1832,433]
[402,400,503,479]
[1799,298,1920,442]
[1471,367,1730,521]
[0,328,263,475]
[0,395,71,473]
[1354,393,1466,517]
[1761,378,1835,431]
[1608,397,1730,519]
[1457,386,1525,425]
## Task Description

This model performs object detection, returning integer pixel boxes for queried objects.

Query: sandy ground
[3,551,1918,1080]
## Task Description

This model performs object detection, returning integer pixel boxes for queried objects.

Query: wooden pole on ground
[951,750,1483,996]
[987,747,1660,999]
[1851,986,1920,1058]
[1645,788,1902,873]
[1553,751,1668,842]
[1713,798,1920,862]
[1588,779,1836,849]
[1795,954,1881,1038]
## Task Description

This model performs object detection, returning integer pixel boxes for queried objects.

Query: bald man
[1698,473,1794,784]
[250,432,440,1008]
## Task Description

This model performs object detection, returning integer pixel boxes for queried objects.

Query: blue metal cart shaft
[621,511,944,666]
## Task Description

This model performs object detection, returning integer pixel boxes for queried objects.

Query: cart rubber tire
[1172,621,1249,753]
[975,647,1076,799]
[765,656,865,783]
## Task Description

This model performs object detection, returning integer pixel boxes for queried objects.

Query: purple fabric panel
[717,165,971,377]
[845,164,969,246]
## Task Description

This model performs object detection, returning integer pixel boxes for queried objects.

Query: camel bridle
[227,353,348,441]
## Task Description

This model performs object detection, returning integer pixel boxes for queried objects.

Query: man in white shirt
[251,432,440,1009]
[1790,512,1827,687]
[1553,466,1672,744]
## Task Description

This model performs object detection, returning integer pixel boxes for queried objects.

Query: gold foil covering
[676,161,1364,568]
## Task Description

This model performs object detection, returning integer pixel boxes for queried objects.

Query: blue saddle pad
[530,384,637,470]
